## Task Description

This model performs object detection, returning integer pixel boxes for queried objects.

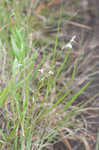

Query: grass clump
[0,0,98,150]
[0,26,90,149]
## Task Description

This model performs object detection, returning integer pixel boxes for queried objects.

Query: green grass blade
[63,81,91,111]
[47,89,71,113]
[0,83,11,107]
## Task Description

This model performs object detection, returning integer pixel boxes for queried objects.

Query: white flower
[62,43,72,49]
[65,43,72,49]
[48,70,54,75]
[62,42,72,50]
[70,35,76,43]
[38,69,44,74]
[62,35,76,50]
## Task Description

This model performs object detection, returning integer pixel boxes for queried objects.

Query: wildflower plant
[0,30,90,149]
[0,1,98,150]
